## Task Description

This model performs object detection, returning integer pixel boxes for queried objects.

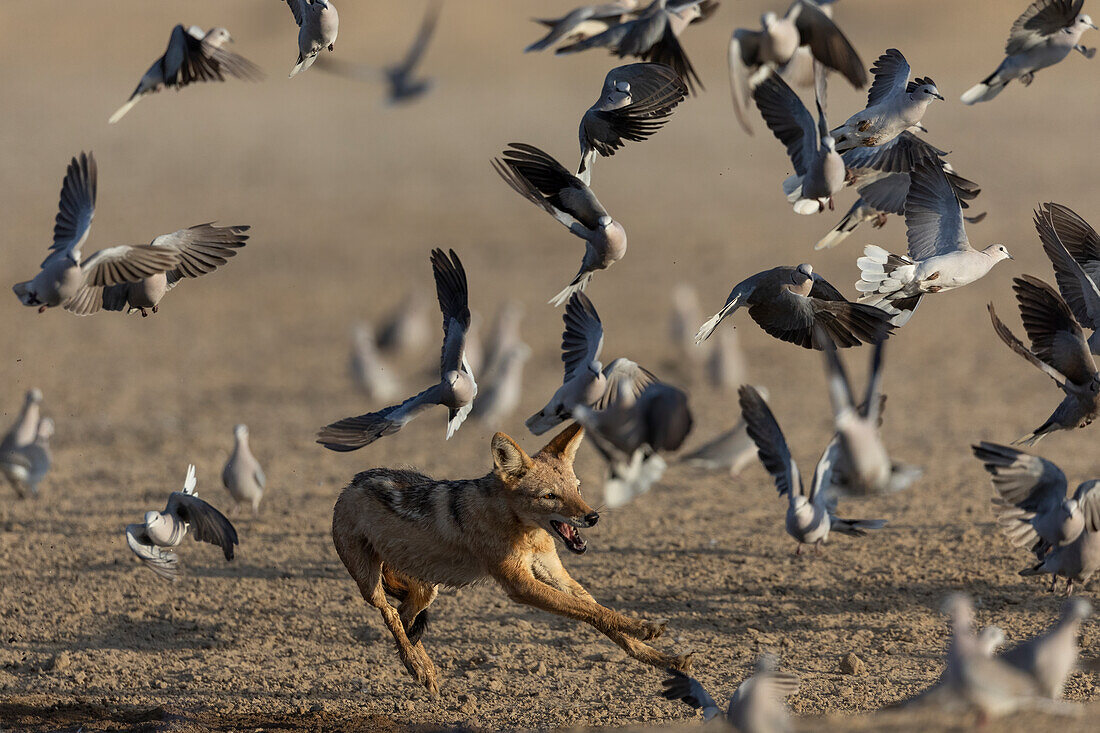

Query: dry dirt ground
[1,1,1100,731]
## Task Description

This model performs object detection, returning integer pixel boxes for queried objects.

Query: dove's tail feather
[525,408,563,436]
[695,293,743,344]
[1014,419,1055,447]
[289,52,318,78]
[816,202,868,250]
[549,272,594,307]
[830,517,887,536]
[793,197,824,215]
[1018,559,1047,577]
[961,69,1008,105]
[108,97,141,124]
[855,245,921,325]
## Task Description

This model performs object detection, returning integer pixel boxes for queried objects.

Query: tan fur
[331,423,689,694]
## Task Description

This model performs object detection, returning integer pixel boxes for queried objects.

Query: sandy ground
[1,1,1100,730]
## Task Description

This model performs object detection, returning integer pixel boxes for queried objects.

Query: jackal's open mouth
[550,520,588,554]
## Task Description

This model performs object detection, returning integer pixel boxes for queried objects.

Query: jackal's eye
[543,492,557,501]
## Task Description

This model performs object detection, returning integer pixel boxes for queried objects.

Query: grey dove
[480,301,525,381]
[526,293,656,436]
[661,654,800,731]
[856,158,1012,326]
[728,0,866,135]
[0,417,52,499]
[494,143,627,305]
[679,388,768,476]
[96,224,250,316]
[819,331,921,497]
[751,64,845,214]
[706,326,746,391]
[12,153,183,315]
[108,25,262,123]
[525,1,641,53]
[669,284,705,365]
[577,62,687,184]
[695,263,894,349]
[377,293,431,356]
[973,442,1100,560]
[470,343,532,425]
[0,389,43,456]
[222,424,266,516]
[830,49,943,153]
[1000,597,1093,697]
[738,384,886,554]
[125,464,239,582]
[904,626,1007,711]
[349,322,401,402]
[555,0,719,95]
[1035,202,1100,354]
[1019,528,1100,595]
[962,0,1096,104]
[988,276,1100,445]
[318,249,477,450]
[284,0,339,78]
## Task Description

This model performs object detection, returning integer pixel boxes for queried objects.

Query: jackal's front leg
[493,562,688,671]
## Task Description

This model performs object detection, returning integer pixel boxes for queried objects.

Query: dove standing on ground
[470,343,532,425]
[0,389,43,456]
[493,143,627,305]
[0,418,52,499]
[962,0,1096,104]
[349,322,401,402]
[525,293,655,435]
[830,49,943,152]
[284,0,339,78]
[999,597,1093,697]
[856,158,1013,326]
[125,465,239,582]
[525,1,641,52]
[728,0,866,135]
[318,249,477,451]
[376,293,431,357]
[94,223,250,316]
[818,331,921,496]
[670,284,705,365]
[696,263,894,350]
[661,654,800,731]
[555,0,719,94]
[1035,202,1100,354]
[988,276,1100,444]
[12,153,183,315]
[706,326,746,391]
[679,389,767,477]
[739,384,886,553]
[108,25,262,123]
[222,425,266,516]
[480,302,525,379]
[576,62,687,184]
[973,442,1100,560]
[751,64,845,214]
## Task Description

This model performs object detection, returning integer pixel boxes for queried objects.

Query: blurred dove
[1035,202,1100,354]
[525,1,640,52]
[661,654,800,731]
[349,322,401,402]
[471,343,532,425]
[679,390,767,477]
[13,153,183,315]
[284,0,339,78]
[999,597,1093,697]
[739,384,886,553]
[0,389,43,456]
[481,302,525,379]
[670,284,705,365]
[377,293,432,357]
[696,263,894,349]
[962,0,1096,104]
[108,25,262,124]
[318,249,477,450]
[0,417,52,499]
[706,326,747,391]
[222,424,266,516]
[125,464,239,582]
[493,143,627,305]
[988,276,1100,445]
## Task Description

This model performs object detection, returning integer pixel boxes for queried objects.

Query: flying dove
[125,464,239,582]
[493,143,627,305]
[577,62,687,184]
[526,293,656,435]
[660,654,800,731]
[284,0,339,78]
[988,276,1100,445]
[856,158,1012,326]
[728,0,866,135]
[94,224,250,316]
[973,442,1100,560]
[349,322,401,402]
[695,263,894,349]
[555,0,719,95]
[12,153,183,315]
[525,1,641,53]
[738,384,886,553]
[1034,202,1100,354]
[751,63,845,214]
[318,249,477,450]
[222,424,266,516]
[0,417,52,499]
[962,0,1096,104]
[108,25,262,124]
[830,49,943,153]
[999,597,1093,697]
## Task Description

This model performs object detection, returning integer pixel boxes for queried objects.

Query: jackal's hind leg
[397,579,438,646]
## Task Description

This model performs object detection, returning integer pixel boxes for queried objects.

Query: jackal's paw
[668,651,694,672]
[639,618,668,640]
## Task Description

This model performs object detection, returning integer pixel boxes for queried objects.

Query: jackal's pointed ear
[538,422,585,464]
[491,431,531,481]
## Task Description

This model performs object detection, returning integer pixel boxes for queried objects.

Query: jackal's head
[491,423,598,554]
